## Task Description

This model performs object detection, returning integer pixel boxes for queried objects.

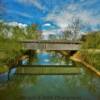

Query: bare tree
[71,17,80,40]
[62,17,81,41]
[62,30,72,40]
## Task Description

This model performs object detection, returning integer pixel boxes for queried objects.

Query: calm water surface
[0,52,100,100]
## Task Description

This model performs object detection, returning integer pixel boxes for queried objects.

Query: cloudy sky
[0,0,100,32]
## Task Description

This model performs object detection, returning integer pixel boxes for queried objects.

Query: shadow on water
[0,51,100,100]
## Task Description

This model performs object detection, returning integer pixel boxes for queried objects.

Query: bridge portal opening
[20,50,76,67]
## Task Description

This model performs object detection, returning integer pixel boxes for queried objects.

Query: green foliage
[26,25,41,39]
[0,21,41,65]
[0,65,8,73]
[61,17,80,40]
[83,51,100,71]
[11,26,26,40]
[81,31,100,71]
[0,21,42,40]
[0,39,22,64]
[82,31,100,49]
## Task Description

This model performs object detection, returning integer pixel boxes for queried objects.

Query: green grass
[88,53,100,71]
[0,42,21,60]
[81,51,100,71]
[0,65,9,73]
[0,39,23,73]
[81,31,100,71]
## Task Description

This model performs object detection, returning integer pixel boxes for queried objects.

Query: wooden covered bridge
[20,40,81,51]
[8,40,81,79]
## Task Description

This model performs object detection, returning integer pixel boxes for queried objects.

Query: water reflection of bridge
[16,65,80,75]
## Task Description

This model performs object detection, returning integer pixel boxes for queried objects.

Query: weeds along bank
[81,31,100,71]
[0,39,23,73]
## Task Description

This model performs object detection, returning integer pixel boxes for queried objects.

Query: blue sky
[0,0,100,32]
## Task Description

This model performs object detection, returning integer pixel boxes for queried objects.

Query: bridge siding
[22,41,81,50]
[20,40,81,44]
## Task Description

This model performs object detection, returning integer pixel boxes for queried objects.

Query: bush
[81,31,100,71]
[82,31,100,49]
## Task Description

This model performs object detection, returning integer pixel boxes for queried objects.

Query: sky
[0,0,100,32]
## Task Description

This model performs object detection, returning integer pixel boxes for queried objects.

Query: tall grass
[81,31,100,71]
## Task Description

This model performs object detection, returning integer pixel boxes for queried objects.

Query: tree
[62,30,72,40]
[26,24,42,40]
[12,26,26,40]
[82,31,100,49]
[71,17,80,40]
[62,17,81,41]
[0,22,12,39]
[48,34,57,40]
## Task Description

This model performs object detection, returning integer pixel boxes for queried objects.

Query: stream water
[0,51,100,100]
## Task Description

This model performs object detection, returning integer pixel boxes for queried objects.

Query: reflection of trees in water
[0,52,99,99]
[28,56,37,65]
[64,64,100,96]
[27,51,77,66]
[17,75,38,87]
[25,51,67,65]
[29,51,67,65]
[0,75,22,99]
[0,75,38,100]
[49,52,67,65]
[26,50,37,65]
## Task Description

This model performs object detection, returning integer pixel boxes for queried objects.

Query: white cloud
[42,29,62,40]
[5,21,27,28]
[67,3,79,11]
[16,12,33,19]
[17,0,46,10]
[43,23,51,27]
[80,0,98,6]
[42,30,55,39]
[44,0,100,32]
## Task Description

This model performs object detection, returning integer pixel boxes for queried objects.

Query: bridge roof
[20,40,81,44]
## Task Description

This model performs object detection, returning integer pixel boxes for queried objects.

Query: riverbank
[0,54,28,74]
[0,65,9,74]
[70,51,100,77]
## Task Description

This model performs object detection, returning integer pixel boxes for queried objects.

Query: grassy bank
[80,31,100,72]
[81,50,100,71]
[70,51,100,76]
[0,65,9,73]
[0,39,23,73]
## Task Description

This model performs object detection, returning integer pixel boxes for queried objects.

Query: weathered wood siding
[21,41,81,50]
